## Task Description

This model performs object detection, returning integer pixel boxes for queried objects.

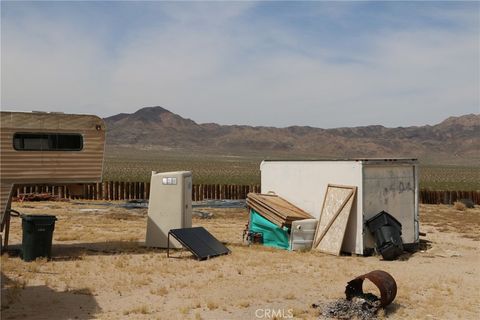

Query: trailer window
[13,133,83,151]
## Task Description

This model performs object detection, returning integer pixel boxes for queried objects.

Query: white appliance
[145,171,192,248]
[261,159,419,255]
[289,219,318,251]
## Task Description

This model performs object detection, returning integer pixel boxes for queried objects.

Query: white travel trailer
[260,159,419,255]
[0,111,106,248]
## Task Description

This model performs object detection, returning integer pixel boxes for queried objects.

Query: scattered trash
[366,211,404,260]
[72,201,148,209]
[72,199,245,210]
[243,228,263,244]
[14,193,68,202]
[193,199,246,209]
[319,296,380,320]
[318,270,396,319]
[193,211,214,219]
[345,270,397,307]
[458,198,474,208]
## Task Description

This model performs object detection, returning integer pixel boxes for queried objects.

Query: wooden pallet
[246,193,313,228]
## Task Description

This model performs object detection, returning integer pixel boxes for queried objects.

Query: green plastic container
[21,214,57,262]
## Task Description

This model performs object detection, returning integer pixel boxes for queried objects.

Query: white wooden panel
[313,185,356,255]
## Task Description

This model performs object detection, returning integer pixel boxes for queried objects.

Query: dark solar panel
[168,227,230,261]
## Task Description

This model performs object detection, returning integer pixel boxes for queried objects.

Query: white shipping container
[261,159,419,255]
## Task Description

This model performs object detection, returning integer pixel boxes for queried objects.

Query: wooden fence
[419,190,480,205]
[10,182,480,205]
[11,182,261,202]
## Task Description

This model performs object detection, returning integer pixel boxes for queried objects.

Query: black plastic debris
[366,211,403,260]
[458,198,474,208]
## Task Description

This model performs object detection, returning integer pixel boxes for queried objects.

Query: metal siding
[0,183,13,230]
[414,164,420,243]
[0,112,105,226]
[362,165,417,247]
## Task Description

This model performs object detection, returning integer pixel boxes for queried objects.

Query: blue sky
[1,1,479,128]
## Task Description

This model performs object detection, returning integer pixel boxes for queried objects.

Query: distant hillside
[104,106,480,164]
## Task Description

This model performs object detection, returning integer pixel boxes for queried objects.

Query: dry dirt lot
[1,202,479,319]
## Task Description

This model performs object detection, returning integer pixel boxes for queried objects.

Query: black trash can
[366,211,403,260]
[21,214,57,262]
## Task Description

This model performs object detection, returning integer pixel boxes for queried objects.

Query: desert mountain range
[105,106,479,164]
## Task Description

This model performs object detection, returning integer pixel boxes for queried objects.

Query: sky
[1,1,479,128]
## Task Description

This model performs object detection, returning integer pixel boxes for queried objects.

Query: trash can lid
[365,210,402,230]
[21,214,57,221]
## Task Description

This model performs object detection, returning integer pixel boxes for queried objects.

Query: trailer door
[363,165,416,248]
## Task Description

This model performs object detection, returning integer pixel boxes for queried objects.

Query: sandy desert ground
[1,201,479,319]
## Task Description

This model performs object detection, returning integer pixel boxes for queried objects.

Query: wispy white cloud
[1,2,478,127]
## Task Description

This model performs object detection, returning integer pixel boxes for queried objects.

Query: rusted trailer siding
[0,111,106,228]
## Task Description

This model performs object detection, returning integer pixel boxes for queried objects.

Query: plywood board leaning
[313,184,357,255]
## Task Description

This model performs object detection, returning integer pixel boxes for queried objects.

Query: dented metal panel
[363,165,417,247]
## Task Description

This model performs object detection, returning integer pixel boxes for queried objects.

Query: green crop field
[419,165,480,191]
[103,148,480,191]
[103,147,261,185]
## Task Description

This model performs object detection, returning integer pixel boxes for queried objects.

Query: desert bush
[207,301,219,310]
[123,305,150,315]
[453,201,466,211]
[150,286,168,296]
[458,198,475,208]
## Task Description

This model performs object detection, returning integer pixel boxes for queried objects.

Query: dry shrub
[238,301,250,308]
[150,286,168,296]
[179,306,191,314]
[207,301,219,310]
[453,201,466,211]
[130,275,152,287]
[55,232,82,241]
[123,305,150,315]
[25,257,48,273]
[284,293,296,300]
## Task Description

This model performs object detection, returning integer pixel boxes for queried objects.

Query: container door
[363,165,416,247]
[183,176,192,228]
